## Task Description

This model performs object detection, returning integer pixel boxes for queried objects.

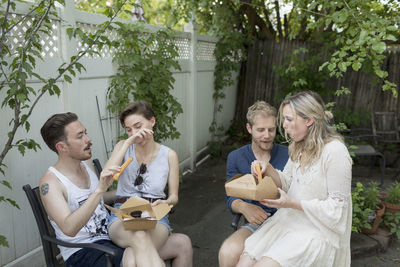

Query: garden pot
[361,203,385,235]
[382,201,400,214]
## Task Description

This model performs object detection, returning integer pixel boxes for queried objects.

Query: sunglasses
[134,163,147,186]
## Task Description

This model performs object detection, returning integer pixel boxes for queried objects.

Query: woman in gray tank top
[104,101,181,267]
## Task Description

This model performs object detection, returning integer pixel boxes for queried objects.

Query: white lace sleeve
[301,141,352,247]
[277,159,294,192]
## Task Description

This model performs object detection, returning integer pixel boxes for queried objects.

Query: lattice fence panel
[174,37,190,60]
[197,41,215,61]
[76,22,119,58]
[5,13,60,58]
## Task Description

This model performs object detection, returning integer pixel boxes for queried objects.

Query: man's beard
[253,138,273,152]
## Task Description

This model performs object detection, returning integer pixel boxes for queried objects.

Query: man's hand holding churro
[96,166,121,193]
[112,157,133,181]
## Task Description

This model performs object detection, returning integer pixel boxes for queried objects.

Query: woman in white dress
[237,91,352,267]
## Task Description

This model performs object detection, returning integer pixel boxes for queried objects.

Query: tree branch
[274,0,283,39]
[240,0,275,39]
[0,0,127,169]
[343,0,361,28]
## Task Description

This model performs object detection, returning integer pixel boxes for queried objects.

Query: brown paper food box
[225,174,279,201]
[105,196,172,230]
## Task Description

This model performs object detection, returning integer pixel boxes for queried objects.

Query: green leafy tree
[106,23,182,142]
[0,0,129,247]
[161,0,399,142]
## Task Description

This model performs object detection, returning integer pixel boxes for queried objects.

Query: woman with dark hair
[237,91,352,267]
[104,101,192,267]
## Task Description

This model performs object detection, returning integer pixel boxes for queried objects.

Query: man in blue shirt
[218,101,289,267]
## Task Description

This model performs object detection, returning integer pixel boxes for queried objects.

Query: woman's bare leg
[122,247,136,267]
[109,221,165,267]
[236,253,256,267]
[149,223,169,250]
[158,233,193,267]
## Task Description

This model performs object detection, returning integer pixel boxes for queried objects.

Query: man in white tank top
[39,112,192,267]
[39,112,132,266]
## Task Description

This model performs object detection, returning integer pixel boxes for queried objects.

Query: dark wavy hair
[40,112,78,153]
[119,101,155,126]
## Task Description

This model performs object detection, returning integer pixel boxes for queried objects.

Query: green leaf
[359,30,368,41]
[53,84,61,96]
[18,145,26,156]
[319,62,329,71]
[1,180,12,190]
[371,42,386,54]
[64,74,72,83]
[375,69,387,79]
[0,235,9,248]
[338,62,347,72]
[6,198,20,209]
[16,93,26,103]
[384,34,397,41]
[25,121,30,132]
[352,62,362,71]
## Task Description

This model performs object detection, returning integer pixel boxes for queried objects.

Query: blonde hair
[278,91,343,166]
[246,101,277,126]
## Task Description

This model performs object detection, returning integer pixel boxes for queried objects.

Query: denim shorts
[108,202,172,233]
[240,222,259,233]
[66,239,124,267]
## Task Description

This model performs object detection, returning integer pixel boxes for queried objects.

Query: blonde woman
[237,91,352,267]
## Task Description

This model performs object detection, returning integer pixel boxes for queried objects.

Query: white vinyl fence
[0,1,238,266]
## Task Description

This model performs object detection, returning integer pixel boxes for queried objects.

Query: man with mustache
[218,101,289,267]
[39,112,192,266]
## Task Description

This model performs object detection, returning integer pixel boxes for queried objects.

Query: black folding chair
[22,184,117,267]
[230,211,251,231]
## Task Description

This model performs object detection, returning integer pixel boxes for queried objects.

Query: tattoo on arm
[41,183,49,196]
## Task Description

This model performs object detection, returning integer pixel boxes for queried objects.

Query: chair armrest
[42,235,117,257]
[231,213,242,231]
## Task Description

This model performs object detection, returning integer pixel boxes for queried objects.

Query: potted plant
[352,182,374,233]
[382,211,400,239]
[381,181,400,238]
[382,181,400,213]
[360,182,386,234]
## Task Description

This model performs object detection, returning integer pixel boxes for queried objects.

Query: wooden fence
[235,39,400,126]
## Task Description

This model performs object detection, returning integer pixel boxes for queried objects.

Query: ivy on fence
[107,23,183,142]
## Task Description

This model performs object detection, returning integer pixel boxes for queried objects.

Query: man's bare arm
[40,166,118,237]
[231,199,269,226]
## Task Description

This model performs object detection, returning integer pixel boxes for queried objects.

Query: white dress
[243,140,352,267]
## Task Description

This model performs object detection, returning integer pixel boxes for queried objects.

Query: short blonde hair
[278,91,343,166]
[246,101,277,126]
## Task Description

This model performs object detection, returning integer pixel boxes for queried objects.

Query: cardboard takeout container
[106,196,172,230]
[225,174,278,201]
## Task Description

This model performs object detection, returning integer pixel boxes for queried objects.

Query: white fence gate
[0,1,238,266]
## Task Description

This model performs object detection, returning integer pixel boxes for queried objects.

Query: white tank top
[48,162,110,260]
[116,144,170,199]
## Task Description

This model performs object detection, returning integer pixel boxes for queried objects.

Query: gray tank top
[116,144,170,199]
[48,162,109,260]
